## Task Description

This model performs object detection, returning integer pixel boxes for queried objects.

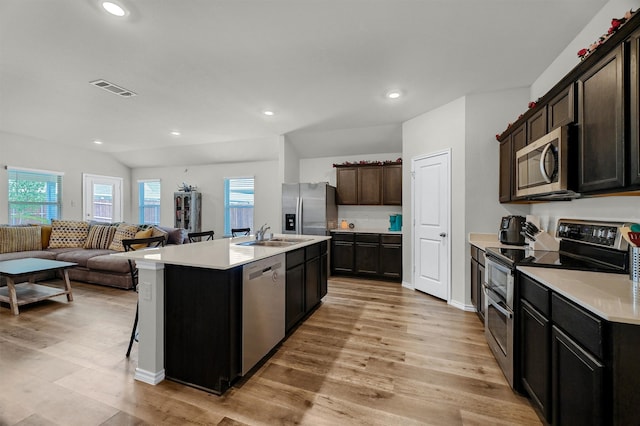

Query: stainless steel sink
[236,238,312,247]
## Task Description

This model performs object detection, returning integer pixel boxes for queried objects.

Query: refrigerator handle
[297,197,303,235]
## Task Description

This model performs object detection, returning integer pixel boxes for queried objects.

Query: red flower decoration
[528,101,537,109]
[496,134,501,141]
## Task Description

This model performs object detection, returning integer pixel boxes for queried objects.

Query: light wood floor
[0,276,540,425]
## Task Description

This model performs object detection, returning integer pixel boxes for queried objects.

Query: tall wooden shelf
[174,191,201,234]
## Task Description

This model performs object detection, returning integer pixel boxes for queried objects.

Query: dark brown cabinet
[527,106,547,144]
[547,84,575,131]
[577,45,625,193]
[336,164,402,205]
[336,167,358,205]
[331,232,402,281]
[499,123,526,203]
[382,164,402,205]
[628,28,640,185]
[469,245,485,321]
[285,249,306,331]
[380,234,402,279]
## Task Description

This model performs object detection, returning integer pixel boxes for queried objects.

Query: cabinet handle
[439,232,447,237]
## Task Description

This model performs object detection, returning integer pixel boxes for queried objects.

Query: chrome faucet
[256,223,271,241]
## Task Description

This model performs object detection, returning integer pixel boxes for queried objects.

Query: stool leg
[126,303,139,358]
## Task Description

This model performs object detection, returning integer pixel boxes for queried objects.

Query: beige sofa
[0,222,189,290]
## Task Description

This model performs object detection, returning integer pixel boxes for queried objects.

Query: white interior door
[82,174,123,222]
[413,150,450,301]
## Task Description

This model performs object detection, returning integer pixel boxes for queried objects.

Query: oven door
[484,257,514,308]
[484,285,514,388]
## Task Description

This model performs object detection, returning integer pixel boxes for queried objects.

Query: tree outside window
[8,168,62,224]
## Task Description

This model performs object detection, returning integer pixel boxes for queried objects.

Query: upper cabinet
[497,11,640,202]
[577,45,625,192]
[335,162,402,205]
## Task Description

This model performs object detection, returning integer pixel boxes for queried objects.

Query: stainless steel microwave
[515,126,573,198]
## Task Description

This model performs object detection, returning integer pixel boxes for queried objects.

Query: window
[224,177,254,236]
[8,167,63,224]
[82,174,123,223]
[138,180,161,225]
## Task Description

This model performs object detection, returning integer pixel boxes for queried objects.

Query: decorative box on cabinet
[174,191,202,234]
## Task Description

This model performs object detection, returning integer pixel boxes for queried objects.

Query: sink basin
[236,238,312,247]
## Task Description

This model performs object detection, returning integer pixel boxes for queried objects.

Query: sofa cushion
[87,254,132,274]
[55,249,115,268]
[0,226,42,253]
[84,225,117,249]
[129,228,153,249]
[48,220,89,248]
[108,224,139,251]
[0,250,57,261]
[150,226,169,244]
[157,226,188,245]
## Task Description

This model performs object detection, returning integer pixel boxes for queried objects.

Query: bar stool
[188,230,215,243]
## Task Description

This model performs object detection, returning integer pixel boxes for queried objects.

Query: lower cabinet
[331,232,402,281]
[285,241,328,333]
[469,245,485,321]
[518,272,640,425]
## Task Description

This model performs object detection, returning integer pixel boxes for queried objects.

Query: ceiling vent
[89,79,137,97]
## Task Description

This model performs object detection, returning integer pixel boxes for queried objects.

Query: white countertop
[112,234,330,270]
[518,266,640,325]
[330,228,402,234]
[468,233,526,251]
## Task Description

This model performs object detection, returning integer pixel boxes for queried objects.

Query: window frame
[138,179,161,225]
[7,166,63,225]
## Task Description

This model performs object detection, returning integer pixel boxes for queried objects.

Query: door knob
[439,232,447,237]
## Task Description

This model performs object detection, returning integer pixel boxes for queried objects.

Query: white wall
[530,0,640,229]
[131,160,280,236]
[402,97,466,303]
[532,0,637,99]
[280,135,300,184]
[299,153,403,230]
[0,131,131,224]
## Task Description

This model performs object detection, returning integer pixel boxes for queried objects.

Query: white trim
[82,173,124,222]
[449,299,476,312]
[134,368,165,385]
[6,165,64,176]
[137,178,161,183]
[136,261,164,271]
[401,280,414,290]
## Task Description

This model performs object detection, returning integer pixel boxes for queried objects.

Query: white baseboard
[135,368,165,385]
[401,280,414,290]
[449,299,476,312]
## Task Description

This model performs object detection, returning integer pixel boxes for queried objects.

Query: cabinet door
[629,29,640,185]
[551,325,605,426]
[521,301,551,423]
[320,252,328,298]
[577,46,625,192]
[527,106,547,144]
[358,167,382,205]
[305,257,320,311]
[355,242,379,275]
[510,124,526,200]
[471,258,479,311]
[547,84,575,131]
[331,241,354,273]
[379,243,402,280]
[336,168,358,204]
[499,139,512,203]
[286,264,305,332]
[477,263,485,321]
[382,164,402,205]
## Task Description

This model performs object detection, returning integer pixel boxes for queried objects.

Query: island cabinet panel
[164,265,242,395]
[577,45,625,193]
[357,166,383,205]
[547,84,575,131]
[285,248,305,332]
[336,167,358,205]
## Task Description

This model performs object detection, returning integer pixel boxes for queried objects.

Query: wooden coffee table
[0,258,76,315]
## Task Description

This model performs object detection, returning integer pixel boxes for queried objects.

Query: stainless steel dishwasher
[242,253,285,375]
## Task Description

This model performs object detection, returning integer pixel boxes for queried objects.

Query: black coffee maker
[499,215,526,246]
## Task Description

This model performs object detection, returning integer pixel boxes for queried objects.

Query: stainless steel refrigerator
[282,183,338,235]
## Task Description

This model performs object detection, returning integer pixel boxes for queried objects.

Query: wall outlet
[140,282,152,301]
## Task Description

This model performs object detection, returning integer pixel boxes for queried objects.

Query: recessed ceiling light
[386,90,402,99]
[170,131,181,136]
[93,140,103,145]
[263,110,274,116]
[102,1,126,17]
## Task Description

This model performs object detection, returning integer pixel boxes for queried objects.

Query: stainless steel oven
[484,256,515,388]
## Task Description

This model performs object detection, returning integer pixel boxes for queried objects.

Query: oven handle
[484,286,513,319]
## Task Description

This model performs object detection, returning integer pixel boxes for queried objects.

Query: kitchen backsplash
[337,205,402,230]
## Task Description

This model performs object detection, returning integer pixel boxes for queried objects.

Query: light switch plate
[140,282,152,301]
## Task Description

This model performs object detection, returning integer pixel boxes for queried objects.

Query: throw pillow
[0,226,42,253]
[130,228,153,250]
[48,220,89,248]
[29,224,52,248]
[84,225,117,249]
[108,223,139,252]
[150,226,169,244]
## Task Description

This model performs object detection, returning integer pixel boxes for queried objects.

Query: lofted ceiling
[0,0,607,168]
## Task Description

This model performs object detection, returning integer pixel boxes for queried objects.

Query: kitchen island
[113,234,330,394]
